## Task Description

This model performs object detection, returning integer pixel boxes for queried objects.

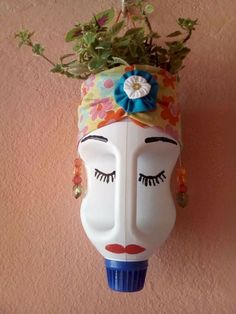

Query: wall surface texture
[1,1,236,313]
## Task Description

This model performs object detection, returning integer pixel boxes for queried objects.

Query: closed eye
[138,170,166,187]
[94,168,116,184]
[94,169,166,186]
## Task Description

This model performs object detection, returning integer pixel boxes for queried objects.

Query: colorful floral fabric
[78,65,181,143]
[159,96,180,126]
[89,97,113,120]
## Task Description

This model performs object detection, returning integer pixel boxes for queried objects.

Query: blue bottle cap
[105,259,148,292]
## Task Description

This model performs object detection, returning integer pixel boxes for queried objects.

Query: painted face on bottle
[78,118,180,262]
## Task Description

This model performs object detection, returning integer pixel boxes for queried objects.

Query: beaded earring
[176,156,188,208]
[72,157,83,199]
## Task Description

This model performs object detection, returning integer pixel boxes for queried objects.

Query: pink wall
[1,0,236,313]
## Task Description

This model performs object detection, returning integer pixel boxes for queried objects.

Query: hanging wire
[115,10,122,22]
[118,0,136,27]
[121,0,128,15]
[116,0,128,22]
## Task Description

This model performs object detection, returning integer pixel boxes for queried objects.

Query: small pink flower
[81,75,95,97]
[104,79,114,89]
[90,98,113,120]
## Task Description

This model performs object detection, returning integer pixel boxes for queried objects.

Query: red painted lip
[105,244,146,254]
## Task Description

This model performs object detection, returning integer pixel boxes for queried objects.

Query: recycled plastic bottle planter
[15,0,195,294]
[76,64,182,292]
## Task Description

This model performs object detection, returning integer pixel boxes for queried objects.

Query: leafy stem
[178,18,198,43]
[15,2,198,79]
[30,43,56,66]
[15,30,56,66]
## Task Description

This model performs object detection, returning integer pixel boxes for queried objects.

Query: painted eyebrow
[145,137,178,145]
[81,135,108,143]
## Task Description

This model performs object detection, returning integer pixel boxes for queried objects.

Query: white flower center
[123,75,151,99]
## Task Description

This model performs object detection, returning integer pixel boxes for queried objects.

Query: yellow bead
[176,192,188,208]
[132,83,141,90]
[73,185,82,199]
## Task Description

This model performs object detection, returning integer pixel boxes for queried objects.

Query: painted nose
[113,150,144,243]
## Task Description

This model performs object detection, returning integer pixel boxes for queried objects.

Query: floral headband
[78,64,181,144]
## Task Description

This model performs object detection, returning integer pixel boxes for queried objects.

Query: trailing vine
[15,0,198,80]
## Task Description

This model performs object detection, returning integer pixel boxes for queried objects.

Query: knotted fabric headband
[78,64,181,144]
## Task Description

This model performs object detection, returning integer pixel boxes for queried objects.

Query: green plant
[15,0,197,79]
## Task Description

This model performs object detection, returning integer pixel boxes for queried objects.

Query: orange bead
[179,183,187,193]
[73,167,81,175]
[73,175,82,185]
[177,176,186,185]
[74,158,82,167]
[177,167,187,176]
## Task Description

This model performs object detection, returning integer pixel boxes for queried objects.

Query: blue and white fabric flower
[114,69,159,113]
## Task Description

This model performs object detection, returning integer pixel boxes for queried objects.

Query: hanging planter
[16,0,197,293]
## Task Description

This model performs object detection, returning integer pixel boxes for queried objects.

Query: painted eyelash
[94,168,116,183]
[138,170,166,187]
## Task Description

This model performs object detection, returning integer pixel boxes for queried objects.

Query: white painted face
[78,118,180,262]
